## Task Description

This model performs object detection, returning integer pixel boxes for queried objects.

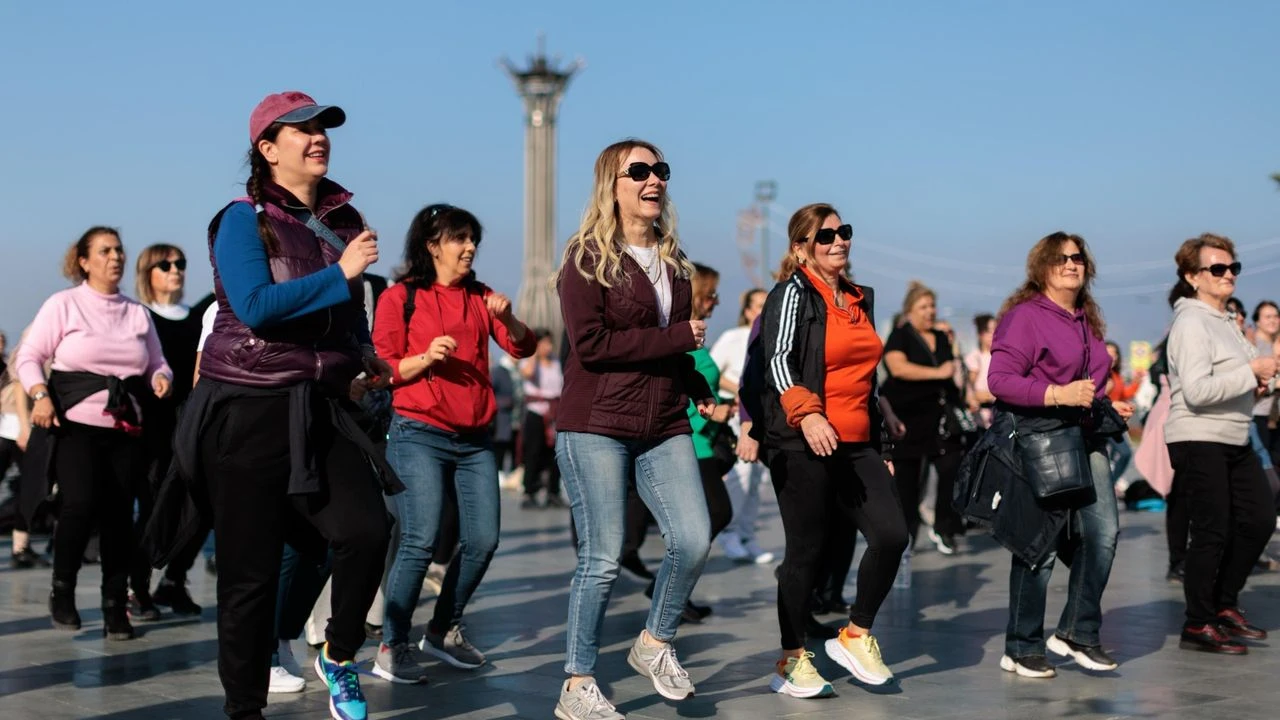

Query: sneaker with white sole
[999,654,1057,678]
[1046,634,1118,671]
[824,628,894,686]
[769,651,834,698]
[927,528,956,556]
[269,664,306,693]
[421,623,486,669]
[313,644,368,720]
[374,642,430,684]
[627,632,695,700]
[743,539,775,565]
[555,677,625,720]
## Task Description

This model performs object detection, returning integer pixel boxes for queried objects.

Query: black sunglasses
[811,224,853,245]
[1199,262,1242,278]
[618,162,671,182]
[1051,253,1087,267]
[153,258,187,272]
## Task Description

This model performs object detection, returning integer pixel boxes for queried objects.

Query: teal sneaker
[313,644,368,720]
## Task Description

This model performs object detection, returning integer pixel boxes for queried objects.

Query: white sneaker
[918,502,936,528]
[743,539,775,565]
[268,665,306,693]
[277,639,305,678]
[719,532,750,561]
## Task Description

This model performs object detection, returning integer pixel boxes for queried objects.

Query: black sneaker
[128,591,162,622]
[152,580,202,616]
[49,582,81,630]
[679,604,704,624]
[1180,624,1247,654]
[1166,563,1185,584]
[1046,634,1118,671]
[687,600,712,619]
[622,554,656,582]
[102,600,135,641]
[12,547,50,569]
[999,654,1057,678]
[805,614,840,640]
[812,593,851,616]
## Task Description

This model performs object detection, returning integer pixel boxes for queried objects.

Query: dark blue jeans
[1006,451,1118,656]
[382,415,500,646]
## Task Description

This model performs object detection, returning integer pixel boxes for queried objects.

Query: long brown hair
[1169,233,1236,308]
[998,231,1105,339]
[246,123,285,255]
[776,203,848,282]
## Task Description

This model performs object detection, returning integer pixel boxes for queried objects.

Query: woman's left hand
[153,375,172,399]
[695,398,716,418]
[1113,401,1134,421]
[485,292,515,324]
[885,414,907,440]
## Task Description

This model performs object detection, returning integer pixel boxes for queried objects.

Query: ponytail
[245,122,284,255]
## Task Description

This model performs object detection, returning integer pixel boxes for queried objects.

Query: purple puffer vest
[199,179,366,392]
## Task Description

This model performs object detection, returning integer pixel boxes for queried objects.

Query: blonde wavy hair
[557,138,692,288]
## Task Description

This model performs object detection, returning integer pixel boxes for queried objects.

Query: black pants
[1167,472,1191,571]
[696,458,734,540]
[817,520,857,602]
[893,447,965,541]
[616,459,733,559]
[768,444,909,649]
[521,412,560,497]
[0,438,27,533]
[1167,441,1274,627]
[53,422,144,602]
[201,396,389,719]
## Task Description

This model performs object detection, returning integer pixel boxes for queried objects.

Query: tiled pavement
[2,490,1278,719]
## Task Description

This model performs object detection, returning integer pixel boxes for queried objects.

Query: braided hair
[246,122,284,255]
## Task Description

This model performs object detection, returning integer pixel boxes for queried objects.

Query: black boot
[102,598,135,641]
[49,581,81,630]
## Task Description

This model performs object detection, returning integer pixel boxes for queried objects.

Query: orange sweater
[779,267,883,442]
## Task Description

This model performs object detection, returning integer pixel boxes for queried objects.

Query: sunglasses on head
[811,224,853,245]
[153,258,187,272]
[1199,261,1242,278]
[618,162,671,182]
[1051,253,1086,267]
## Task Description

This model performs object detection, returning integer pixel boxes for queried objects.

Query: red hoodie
[373,280,535,433]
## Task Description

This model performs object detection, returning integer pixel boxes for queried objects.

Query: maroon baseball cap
[249,91,346,143]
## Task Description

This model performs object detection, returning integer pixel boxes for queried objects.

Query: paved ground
[2,487,1279,720]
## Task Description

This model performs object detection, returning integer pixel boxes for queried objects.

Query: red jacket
[373,280,535,433]
[557,251,713,439]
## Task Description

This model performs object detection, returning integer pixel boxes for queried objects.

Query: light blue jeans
[557,431,712,676]
[382,415,500,646]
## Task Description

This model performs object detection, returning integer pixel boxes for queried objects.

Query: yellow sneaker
[824,628,894,686]
[768,652,835,698]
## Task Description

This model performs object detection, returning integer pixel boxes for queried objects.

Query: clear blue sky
[4,0,1278,353]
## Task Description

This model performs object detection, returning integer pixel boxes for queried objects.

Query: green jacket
[686,347,723,459]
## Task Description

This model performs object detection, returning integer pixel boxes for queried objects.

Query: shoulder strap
[401,282,419,355]
[279,206,348,253]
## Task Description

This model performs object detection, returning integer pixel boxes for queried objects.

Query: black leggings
[893,448,965,540]
[769,444,909,649]
[202,395,390,719]
[52,422,144,602]
[0,438,26,533]
[521,411,560,497]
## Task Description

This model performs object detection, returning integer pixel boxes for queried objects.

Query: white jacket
[1164,298,1258,445]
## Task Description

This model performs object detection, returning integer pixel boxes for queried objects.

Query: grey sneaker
[372,642,430,684]
[626,632,694,701]
[420,624,486,669]
[554,678,625,720]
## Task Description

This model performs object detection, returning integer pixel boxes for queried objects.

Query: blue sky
[3,0,1278,354]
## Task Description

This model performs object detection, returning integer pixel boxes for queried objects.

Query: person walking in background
[1164,234,1276,655]
[373,203,535,684]
[1104,341,1142,493]
[964,314,997,428]
[709,287,774,564]
[16,227,173,642]
[1249,300,1279,467]
[553,139,715,720]
[520,328,565,509]
[3,331,49,569]
[987,231,1129,678]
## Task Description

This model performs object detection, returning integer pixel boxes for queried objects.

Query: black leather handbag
[1013,419,1094,501]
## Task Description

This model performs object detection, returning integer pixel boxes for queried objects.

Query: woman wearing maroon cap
[173,91,397,720]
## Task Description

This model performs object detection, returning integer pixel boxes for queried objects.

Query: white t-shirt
[964,348,992,395]
[522,358,564,417]
[709,325,751,401]
[624,244,671,328]
[197,303,219,352]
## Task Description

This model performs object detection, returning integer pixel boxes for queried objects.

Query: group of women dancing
[8,90,1276,720]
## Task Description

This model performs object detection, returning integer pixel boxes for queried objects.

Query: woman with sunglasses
[1164,234,1276,655]
[185,91,397,720]
[757,203,907,696]
[553,139,716,720]
[987,232,1131,678]
[127,244,205,621]
[373,203,535,684]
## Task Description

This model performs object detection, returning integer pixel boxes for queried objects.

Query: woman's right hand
[737,422,759,463]
[422,335,458,368]
[1055,379,1097,408]
[31,396,58,429]
[338,230,379,280]
[1251,357,1277,384]
[800,413,839,457]
[688,320,707,349]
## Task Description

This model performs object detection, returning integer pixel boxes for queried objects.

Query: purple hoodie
[987,294,1110,409]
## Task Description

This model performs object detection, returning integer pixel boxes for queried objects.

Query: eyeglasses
[618,162,671,182]
[1051,253,1086,267]
[153,258,187,272]
[811,225,853,245]
[1199,262,1242,278]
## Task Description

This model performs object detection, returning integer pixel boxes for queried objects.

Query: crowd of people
[0,90,1277,720]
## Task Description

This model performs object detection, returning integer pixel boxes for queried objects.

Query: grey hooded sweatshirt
[1164,297,1258,446]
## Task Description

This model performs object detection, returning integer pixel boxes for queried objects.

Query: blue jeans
[557,431,712,676]
[382,415,500,646]
[1006,450,1119,656]
[1108,436,1133,481]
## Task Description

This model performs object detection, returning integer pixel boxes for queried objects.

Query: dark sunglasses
[811,224,853,245]
[1051,253,1087,267]
[1199,262,1242,278]
[153,258,187,272]
[618,162,671,182]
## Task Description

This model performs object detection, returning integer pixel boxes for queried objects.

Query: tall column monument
[502,37,582,344]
